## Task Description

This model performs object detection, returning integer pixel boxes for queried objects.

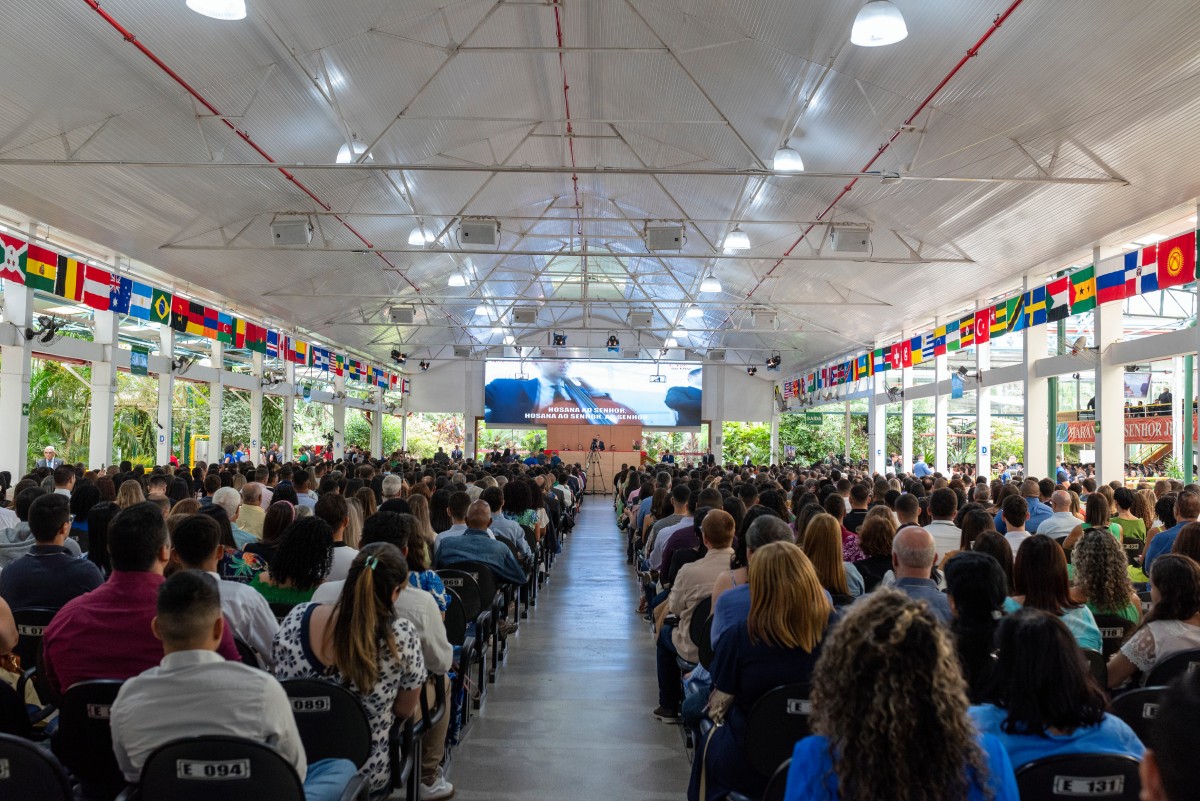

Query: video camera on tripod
[590,437,605,452]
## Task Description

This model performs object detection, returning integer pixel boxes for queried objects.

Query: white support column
[0,281,34,475]
[976,307,992,481]
[370,391,384,457]
[901,337,913,473]
[208,340,224,466]
[1094,245,1125,482]
[89,310,119,470]
[711,421,724,464]
[400,410,409,453]
[870,370,888,475]
[282,362,295,462]
[843,401,852,461]
[934,318,950,475]
[1172,356,1184,462]
[249,352,263,462]
[1023,276,1051,478]
[769,413,780,464]
[156,328,174,466]
[331,374,346,462]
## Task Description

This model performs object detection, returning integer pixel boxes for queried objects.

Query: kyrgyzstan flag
[1157,230,1196,290]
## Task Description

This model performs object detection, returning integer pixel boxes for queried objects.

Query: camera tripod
[586,448,605,495]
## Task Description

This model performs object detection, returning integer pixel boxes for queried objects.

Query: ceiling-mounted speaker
[459,219,500,246]
[707,349,726,362]
[270,218,313,246]
[628,311,653,328]
[622,348,641,359]
[540,347,558,358]
[512,307,538,325]
[646,225,684,251]
[453,345,473,358]
[830,224,871,253]
[385,305,415,324]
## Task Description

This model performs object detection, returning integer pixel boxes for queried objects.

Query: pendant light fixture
[700,272,722,293]
[723,226,751,251]
[447,273,468,287]
[772,141,805,171]
[851,1,908,47]
[335,138,372,164]
[185,0,247,20]
[684,303,703,318]
[408,222,436,246]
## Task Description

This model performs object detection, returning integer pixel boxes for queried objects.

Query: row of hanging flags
[780,229,1199,400]
[0,231,410,393]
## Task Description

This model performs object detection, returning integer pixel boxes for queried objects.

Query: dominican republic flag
[1124,246,1159,295]
[1096,254,1126,304]
[1046,276,1071,322]
[1157,230,1197,290]
[81,265,112,311]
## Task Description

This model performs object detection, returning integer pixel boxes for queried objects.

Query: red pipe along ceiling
[77,0,484,330]
[743,0,1027,305]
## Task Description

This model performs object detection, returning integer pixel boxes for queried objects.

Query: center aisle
[447,498,691,800]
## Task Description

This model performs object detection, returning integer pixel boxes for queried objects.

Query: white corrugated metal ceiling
[1,0,1199,372]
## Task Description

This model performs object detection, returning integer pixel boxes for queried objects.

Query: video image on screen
[483,360,702,427]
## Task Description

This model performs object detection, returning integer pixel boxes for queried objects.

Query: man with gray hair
[1034,490,1079,541]
[889,527,951,623]
[381,474,404,500]
[709,515,795,645]
[211,487,255,548]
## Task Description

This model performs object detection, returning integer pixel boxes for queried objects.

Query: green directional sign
[805,412,822,425]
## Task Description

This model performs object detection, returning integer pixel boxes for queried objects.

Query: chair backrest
[1014,753,1141,801]
[280,678,372,767]
[54,679,126,794]
[1109,686,1165,744]
[830,594,855,607]
[520,525,537,555]
[0,732,75,801]
[137,735,305,801]
[1121,536,1144,567]
[763,758,791,801]
[688,596,713,666]
[1145,646,1200,686]
[443,587,467,646]
[1080,649,1107,688]
[0,681,32,737]
[446,560,499,602]
[1092,614,1135,659]
[1137,590,1152,616]
[268,602,296,624]
[233,636,261,669]
[436,570,482,621]
[742,684,813,778]
[11,607,57,699]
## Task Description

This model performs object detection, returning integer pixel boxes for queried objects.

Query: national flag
[990,300,1008,337]
[873,348,889,373]
[921,333,935,361]
[1157,230,1196,290]
[1070,265,1096,313]
[291,339,309,365]
[202,307,219,339]
[247,323,267,353]
[266,330,279,358]
[109,276,133,314]
[1096,254,1126,304]
[23,244,57,292]
[391,373,400,390]
[334,354,345,377]
[349,360,362,380]
[0,233,27,284]
[217,313,235,345]
[1046,276,1070,322]
[974,308,993,346]
[910,335,924,366]
[233,318,247,348]
[1026,286,1047,327]
[170,296,190,334]
[150,289,172,326]
[945,319,960,352]
[53,256,85,302]
[856,353,870,379]
[959,314,975,348]
[900,339,913,368]
[1005,294,1026,333]
[782,379,795,400]
[313,347,329,372]
[1124,246,1159,296]
[130,282,155,321]
[377,368,389,388]
[81,265,111,311]
[888,343,904,371]
[933,325,948,356]
[401,378,410,394]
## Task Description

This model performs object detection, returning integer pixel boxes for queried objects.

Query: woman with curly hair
[251,517,334,605]
[783,590,1019,801]
[1072,528,1140,624]
[690,541,835,801]
[972,608,1143,769]
[1107,554,1200,688]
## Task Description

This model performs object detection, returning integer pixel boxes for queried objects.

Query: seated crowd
[617,461,1200,801]
[0,452,584,800]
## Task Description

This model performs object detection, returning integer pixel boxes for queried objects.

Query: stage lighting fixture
[391,350,407,365]
[747,366,758,376]
[552,332,567,347]
[606,335,620,353]
[419,361,430,371]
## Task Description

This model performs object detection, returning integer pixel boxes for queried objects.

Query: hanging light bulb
[700,273,722,293]
[685,303,703,319]
[772,141,804,171]
[664,337,679,348]
[447,273,468,287]
[186,0,247,20]
[335,138,372,164]
[408,223,436,246]
[723,226,751,251]
[851,1,908,47]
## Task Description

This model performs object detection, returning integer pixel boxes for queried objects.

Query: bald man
[1035,490,1081,541]
[889,527,951,623]
[434,500,528,585]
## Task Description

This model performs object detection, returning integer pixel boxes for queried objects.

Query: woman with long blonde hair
[784,589,1019,801]
[405,494,438,563]
[801,513,864,597]
[688,541,835,801]
[115,479,145,509]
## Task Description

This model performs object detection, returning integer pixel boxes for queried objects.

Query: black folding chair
[1109,686,1165,744]
[1080,649,1108,689]
[53,679,126,801]
[11,607,58,704]
[0,678,51,739]
[688,597,714,670]
[442,587,477,726]
[269,602,296,624]
[1093,614,1135,659]
[742,684,813,779]
[728,758,791,801]
[437,572,488,707]
[440,563,505,682]
[126,734,365,801]
[1014,753,1140,801]
[233,636,263,669]
[280,679,371,766]
[1137,590,1153,615]
[0,732,75,801]
[1121,537,1145,568]
[1145,646,1200,686]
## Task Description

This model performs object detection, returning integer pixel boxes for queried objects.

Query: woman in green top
[251,516,334,605]
[1064,493,1121,553]
[1072,528,1141,624]
[1112,487,1148,545]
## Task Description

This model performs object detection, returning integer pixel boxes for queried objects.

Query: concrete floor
[446,498,691,800]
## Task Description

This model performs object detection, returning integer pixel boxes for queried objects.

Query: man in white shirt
[170,514,277,667]
[52,465,75,497]
[1001,495,1031,557]
[109,571,357,800]
[646,484,690,569]
[1035,490,1080,541]
[435,491,494,549]
[925,488,962,558]
[313,493,358,581]
[292,469,318,509]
